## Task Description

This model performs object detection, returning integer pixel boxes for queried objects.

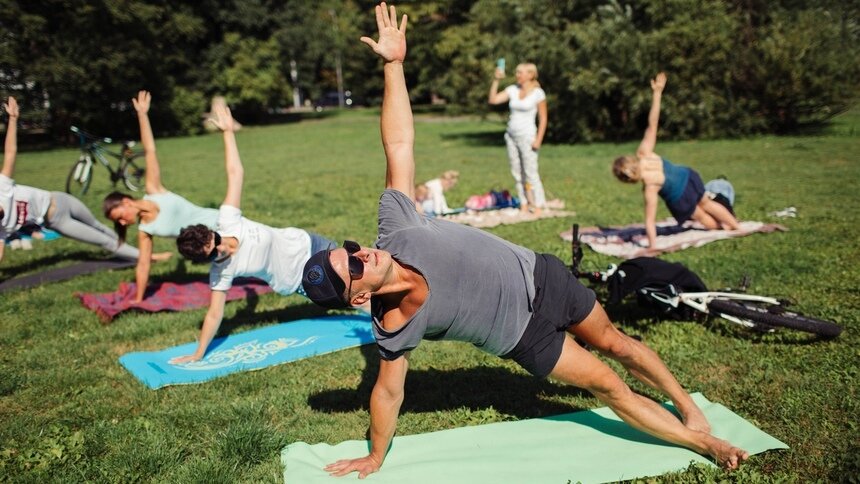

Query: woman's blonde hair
[612,156,640,183]
[440,170,459,189]
[414,184,429,201]
[517,63,540,88]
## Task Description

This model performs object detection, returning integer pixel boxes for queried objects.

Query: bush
[420,0,860,142]
[170,86,208,136]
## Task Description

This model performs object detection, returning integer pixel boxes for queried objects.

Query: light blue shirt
[138,191,218,237]
[658,158,690,204]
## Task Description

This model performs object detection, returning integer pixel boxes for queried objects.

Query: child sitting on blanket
[415,170,459,216]
[612,73,739,251]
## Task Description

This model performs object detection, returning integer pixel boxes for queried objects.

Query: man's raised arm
[360,2,414,199]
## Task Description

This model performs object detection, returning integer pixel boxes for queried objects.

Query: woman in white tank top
[488,62,549,216]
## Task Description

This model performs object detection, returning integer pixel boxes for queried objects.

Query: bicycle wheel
[121,153,145,191]
[66,156,93,196]
[708,298,842,338]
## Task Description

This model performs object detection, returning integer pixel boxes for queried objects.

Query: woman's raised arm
[2,97,20,178]
[488,68,510,105]
[132,91,167,195]
[636,72,666,158]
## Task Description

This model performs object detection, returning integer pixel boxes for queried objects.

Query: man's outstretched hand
[360,2,407,63]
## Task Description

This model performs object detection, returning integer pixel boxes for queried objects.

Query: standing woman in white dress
[488,62,548,216]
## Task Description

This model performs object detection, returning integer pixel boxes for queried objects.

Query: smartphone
[496,58,505,73]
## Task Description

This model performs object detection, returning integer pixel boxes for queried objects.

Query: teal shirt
[138,191,218,237]
[658,158,690,204]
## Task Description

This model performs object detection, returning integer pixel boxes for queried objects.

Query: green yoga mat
[281,393,787,483]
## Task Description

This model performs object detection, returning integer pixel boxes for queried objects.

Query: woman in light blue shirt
[103,91,218,302]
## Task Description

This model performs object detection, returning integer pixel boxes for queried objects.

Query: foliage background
[0,0,857,141]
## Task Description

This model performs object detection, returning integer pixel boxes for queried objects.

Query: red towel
[76,277,273,323]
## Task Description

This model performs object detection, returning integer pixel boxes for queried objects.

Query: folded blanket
[443,207,575,229]
[76,277,273,323]
[282,392,787,484]
[560,219,787,259]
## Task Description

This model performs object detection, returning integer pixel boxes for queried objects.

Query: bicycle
[66,126,145,196]
[568,224,843,338]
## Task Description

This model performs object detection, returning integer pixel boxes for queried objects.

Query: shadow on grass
[308,344,591,419]
[204,299,329,354]
[220,299,329,334]
[439,130,506,147]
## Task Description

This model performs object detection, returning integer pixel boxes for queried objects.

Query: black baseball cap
[302,249,350,309]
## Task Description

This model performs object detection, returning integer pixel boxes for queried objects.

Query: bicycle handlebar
[569,223,618,284]
[70,126,112,145]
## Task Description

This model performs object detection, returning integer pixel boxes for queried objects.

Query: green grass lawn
[1,107,858,483]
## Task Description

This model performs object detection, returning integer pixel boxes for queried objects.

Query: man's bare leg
[550,336,749,469]
[568,302,711,433]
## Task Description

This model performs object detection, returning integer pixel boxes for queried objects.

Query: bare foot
[151,252,173,262]
[706,436,749,470]
[681,407,712,434]
[532,207,543,218]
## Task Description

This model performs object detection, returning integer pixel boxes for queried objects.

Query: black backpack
[606,257,708,318]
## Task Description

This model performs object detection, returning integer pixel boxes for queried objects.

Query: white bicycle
[569,225,843,338]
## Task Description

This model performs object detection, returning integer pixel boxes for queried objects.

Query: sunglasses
[343,240,364,303]
[206,232,222,262]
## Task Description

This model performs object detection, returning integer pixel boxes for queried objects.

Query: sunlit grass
[1,107,858,482]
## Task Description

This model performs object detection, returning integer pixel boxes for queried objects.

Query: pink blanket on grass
[76,277,273,323]
[559,219,787,259]
[442,207,575,229]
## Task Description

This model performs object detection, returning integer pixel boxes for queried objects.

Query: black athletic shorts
[502,253,597,378]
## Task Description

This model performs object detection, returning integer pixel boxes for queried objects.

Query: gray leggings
[46,192,139,260]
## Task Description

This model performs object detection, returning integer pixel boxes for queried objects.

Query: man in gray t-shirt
[300,3,748,479]
[372,187,536,359]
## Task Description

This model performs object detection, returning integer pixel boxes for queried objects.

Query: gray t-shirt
[371,189,536,360]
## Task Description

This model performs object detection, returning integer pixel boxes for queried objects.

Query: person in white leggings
[0,96,170,264]
[488,62,548,215]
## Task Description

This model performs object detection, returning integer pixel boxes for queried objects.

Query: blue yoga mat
[35,228,61,241]
[120,314,374,389]
[7,228,61,242]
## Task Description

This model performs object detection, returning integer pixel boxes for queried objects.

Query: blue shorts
[665,170,705,224]
[502,253,597,378]
[308,232,337,255]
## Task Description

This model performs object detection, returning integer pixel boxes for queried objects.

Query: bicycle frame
[568,223,841,337]
[69,126,140,192]
[646,289,781,329]
[95,145,123,174]
[83,141,131,177]
[570,222,776,329]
